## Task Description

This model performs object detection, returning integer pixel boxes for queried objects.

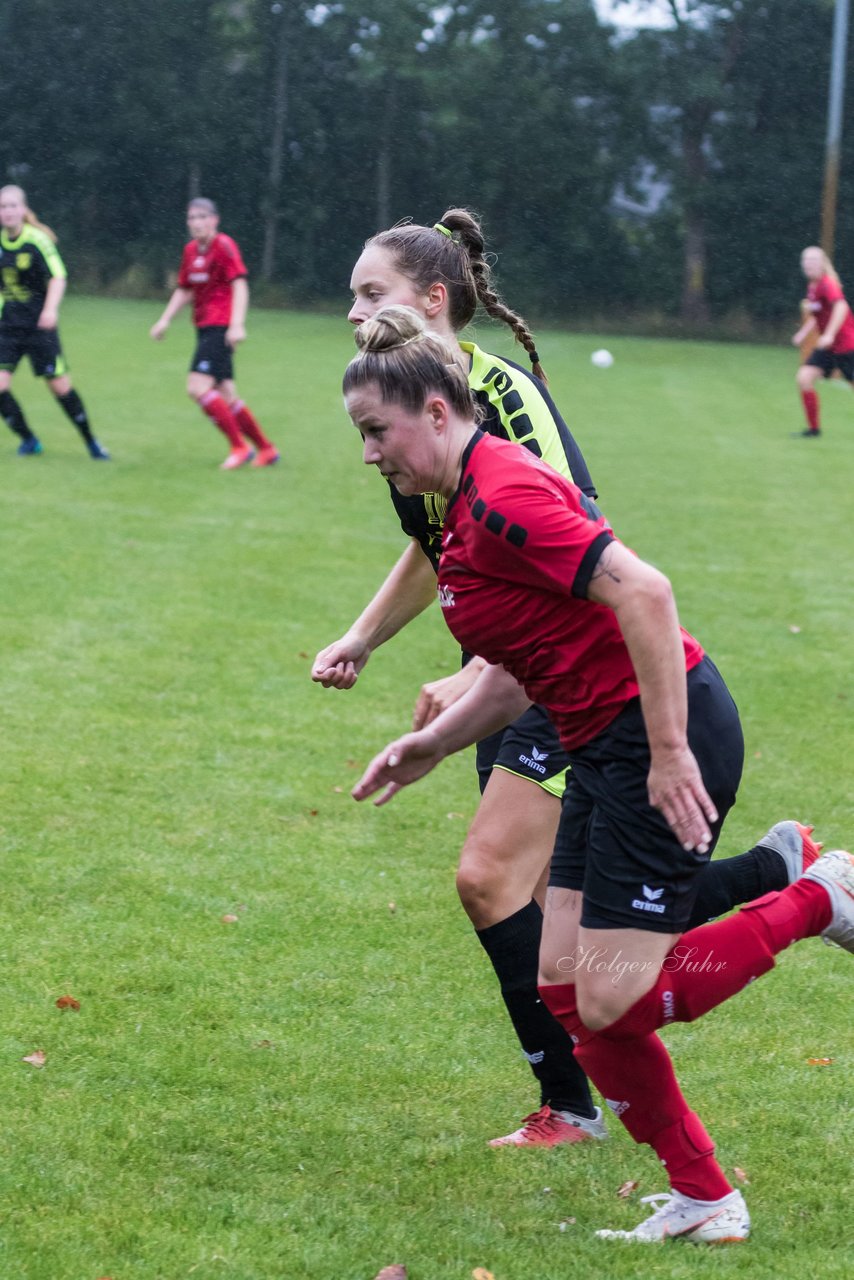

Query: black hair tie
[529,349,540,364]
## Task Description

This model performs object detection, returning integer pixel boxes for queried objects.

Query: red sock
[801,389,820,432]
[585,880,832,1042]
[541,983,731,1200]
[198,391,244,449]
[232,400,273,450]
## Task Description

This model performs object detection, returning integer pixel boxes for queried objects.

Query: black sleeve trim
[572,530,614,599]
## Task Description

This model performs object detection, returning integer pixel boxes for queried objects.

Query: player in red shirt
[346,306,854,1245]
[791,245,854,437]
[150,198,279,469]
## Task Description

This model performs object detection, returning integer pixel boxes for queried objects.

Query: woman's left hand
[37,310,58,330]
[647,745,718,853]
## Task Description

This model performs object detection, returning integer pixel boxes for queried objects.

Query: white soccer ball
[591,348,614,368]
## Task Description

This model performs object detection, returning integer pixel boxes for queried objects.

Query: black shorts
[0,327,67,378]
[476,703,571,799]
[549,657,744,934]
[190,326,233,381]
[805,348,854,381]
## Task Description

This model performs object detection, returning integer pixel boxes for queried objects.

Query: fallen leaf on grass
[308,809,319,817]
[298,651,309,659]
[221,914,239,924]
[22,1050,46,1068]
[472,1270,495,1280]
[558,1217,577,1231]
[733,1167,750,1184]
[55,995,80,1011]
[789,625,802,634]
[254,1039,276,1049]
[332,786,344,793]
[373,1268,407,1280]
[807,1056,834,1066]
[388,902,396,913]
[446,812,465,820]
[617,1179,639,1198]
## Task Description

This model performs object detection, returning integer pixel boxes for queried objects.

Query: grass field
[0,296,852,1280]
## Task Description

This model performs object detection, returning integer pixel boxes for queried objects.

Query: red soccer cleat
[250,445,280,468]
[488,1104,607,1148]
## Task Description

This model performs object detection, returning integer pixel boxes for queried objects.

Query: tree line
[1,0,850,330]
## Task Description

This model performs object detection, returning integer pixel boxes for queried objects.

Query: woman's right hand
[311,632,371,689]
[352,728,445,806]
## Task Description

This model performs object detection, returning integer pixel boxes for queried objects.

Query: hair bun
[354,305,427,353]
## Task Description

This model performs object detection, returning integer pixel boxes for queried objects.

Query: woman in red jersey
[313,211,815,1152]
[150,198,279,469]
[791,245,854,437]
[347,306,853,1245]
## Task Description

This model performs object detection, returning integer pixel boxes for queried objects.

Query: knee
[576,988,631,1034]
[455,847,497,917]
[796,367,814,392]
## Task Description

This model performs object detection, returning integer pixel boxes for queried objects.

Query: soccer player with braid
[312,210,821,1151]
[0,185,109,459]
[348,304,854,1243]
[150,198,279,470]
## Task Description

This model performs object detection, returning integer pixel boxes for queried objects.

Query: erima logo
[662,990,676,1023]
[519,744,549,774]
[632,884,666,914]
[437,585,454,608]
[522,1049,545,1065]
[605,1098,629,1117]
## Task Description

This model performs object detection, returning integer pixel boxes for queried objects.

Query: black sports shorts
[476,702,571,799]
[805,347,854,381]
[190,326,233,381]
[0,326,67,377]
[549,656,744,934]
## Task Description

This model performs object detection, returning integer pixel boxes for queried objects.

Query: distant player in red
[150,198,279,469]
[791,245,854,438]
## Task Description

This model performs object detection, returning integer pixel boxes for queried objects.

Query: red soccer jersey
[437,432,704,751]
[806,274,854,353]
[177,233,247,328]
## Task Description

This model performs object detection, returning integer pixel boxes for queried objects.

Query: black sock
[0,390,34,440]
[56,389,94,444]
[476,901,596,1118]
[688,845,787,928]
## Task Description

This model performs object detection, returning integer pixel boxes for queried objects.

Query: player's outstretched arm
[413,656,487,729]
[38,277,66,330]
[353,663,531,805]
[311,540,436,689]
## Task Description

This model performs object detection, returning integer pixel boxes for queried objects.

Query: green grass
[0,298,852,1279]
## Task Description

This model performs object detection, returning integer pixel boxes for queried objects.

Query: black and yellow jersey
[389,341,597,571]
[0,226,67,329]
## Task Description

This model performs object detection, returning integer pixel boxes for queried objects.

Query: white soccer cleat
[804,849,854,953]
[595,1189,750,1244]
[758,820,822,881]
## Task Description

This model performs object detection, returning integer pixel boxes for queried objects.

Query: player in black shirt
[0,186,109,459]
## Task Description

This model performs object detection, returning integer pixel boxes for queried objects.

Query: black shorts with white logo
[476,702,571,799]
[549,657,744,934]
[805,347,854,381]
[0,326,67,377]
[190,326,233,381]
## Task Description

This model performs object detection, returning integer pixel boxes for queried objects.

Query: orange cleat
[250,445,280,467]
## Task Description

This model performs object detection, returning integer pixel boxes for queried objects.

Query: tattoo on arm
[591,544,622,585]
